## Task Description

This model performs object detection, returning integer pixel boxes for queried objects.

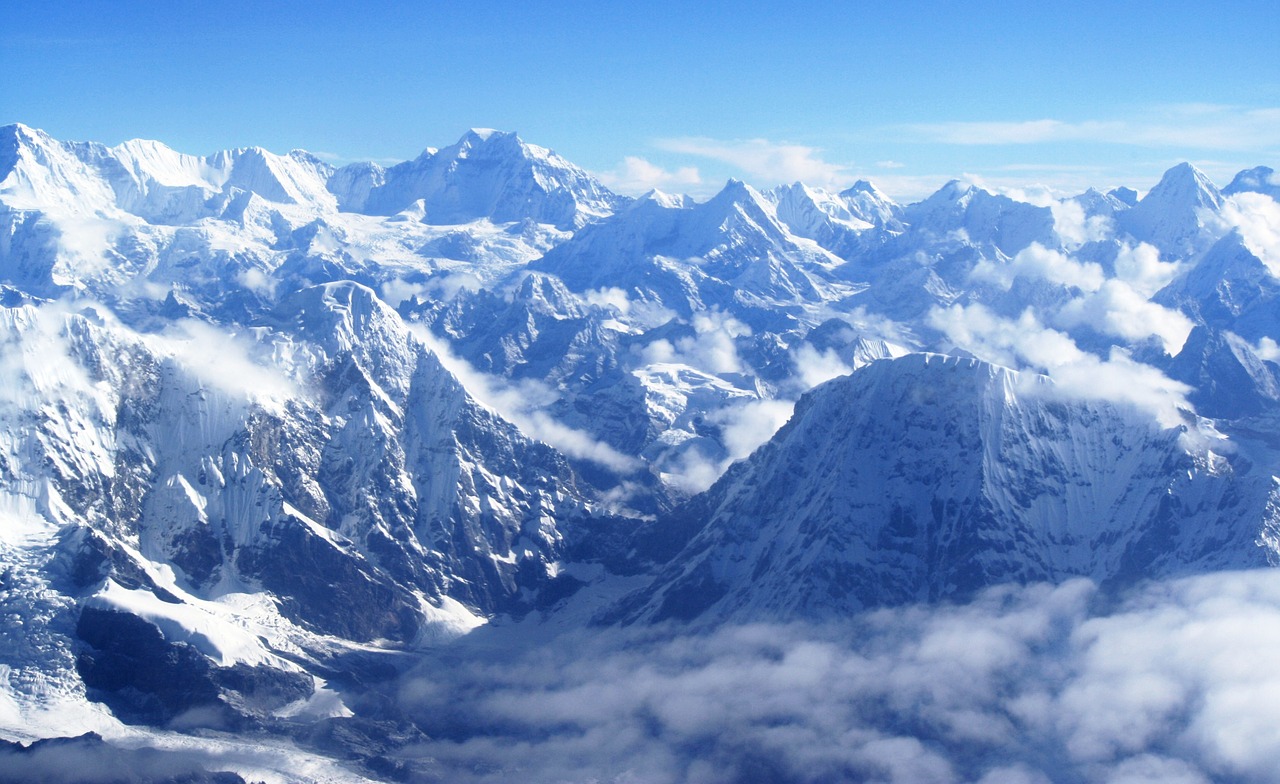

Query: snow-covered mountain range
[3,123,1280,781]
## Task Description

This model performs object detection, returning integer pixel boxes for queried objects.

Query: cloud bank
[656,137,849,189]
[906,105,1280,152]
[597,157,703,196]
[395,569,1280,784]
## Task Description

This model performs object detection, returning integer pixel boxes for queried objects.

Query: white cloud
[1051,199,1113,248]
[906,105,1280,152]
[581,286,632,314]
[408,323,640,474]
[395,569,1280,784]
[235,267,276,297]
[1113,242,1182,297]
[595,156,702,196]
[0,301,101,409]
[380,277,430,308]
[149,319,301,403]
[876,160,906,169]
[929,304,1193,427]
[960,174,1062,207]
[971,242,1106,292]
[712,398,794,463]
[641,309,752,375]
[656,396,794,496]
[792,343,854,390]
[656,137,849,188]
[50,212,123,282]
[656,444,730,496]
[649,395,794,496]
[381,273,482,308]
[1055,280,1195,355]
[1210,192,1280,276]
[0,301,299,424]
[582,287,678,329]
[962,241,1192,357]
[1253,337,1280,362]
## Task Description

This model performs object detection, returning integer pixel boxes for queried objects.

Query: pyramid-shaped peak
[1144,162,1222,208]
[635,188,691,210]
[2,122,38,139]
[1166,161,1209,178]
[918,179,984,206]
[727,177,769,198]
[782,180,828,197]
[841,179,886,197]
[706,178,767,206]
[704,178,776,218]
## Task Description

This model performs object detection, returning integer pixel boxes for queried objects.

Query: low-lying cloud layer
[396,569,1280,784]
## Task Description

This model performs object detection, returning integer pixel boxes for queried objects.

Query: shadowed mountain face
[613,354,1268,625]
[3,124,1280,781]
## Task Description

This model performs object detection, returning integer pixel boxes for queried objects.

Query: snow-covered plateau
[3,124,1280,782]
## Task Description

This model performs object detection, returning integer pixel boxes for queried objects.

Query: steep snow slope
[1119,162,1225,258]
[0,283,615,740]
[614,354,1268,624]
[1156,230,1280,340]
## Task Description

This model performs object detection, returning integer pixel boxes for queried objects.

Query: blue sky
[3,1,1278,200]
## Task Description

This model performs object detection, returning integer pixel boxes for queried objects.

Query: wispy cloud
[407,323,640,475]
[1209,192,1280,276]
[905,105,1280,152]
[595,156,701,195]
[655,137,849,188]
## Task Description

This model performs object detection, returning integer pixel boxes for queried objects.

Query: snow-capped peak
[1119,162,1224,256]
[1141,162,1223,211]
[767,182,875,244]
[1108,186,1140,206]
[636,188,693,210]
[840,179,889,200]
[463,127,504,142]
[1225,165,1280,200]
[339,128,624,227]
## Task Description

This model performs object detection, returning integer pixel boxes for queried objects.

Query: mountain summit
[329,128,624,227]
